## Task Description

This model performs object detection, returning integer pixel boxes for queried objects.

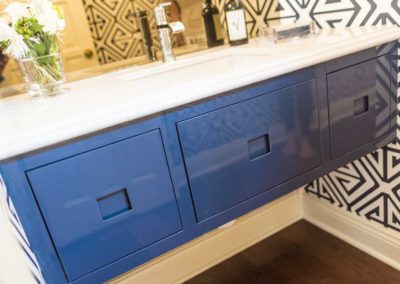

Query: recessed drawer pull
[354,95,369,117]
[248,134,271,160]
[97,189,132,220]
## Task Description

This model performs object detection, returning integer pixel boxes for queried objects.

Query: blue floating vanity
[0,28,399,283]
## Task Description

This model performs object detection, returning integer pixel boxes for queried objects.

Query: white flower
[31,0,52,10]
[4,2,31,26]
[36,10,60,34]
[31,0,64,34]
[0,21,28,59]
[6,34,29,59]
[57,17,65,31]
[0,21,13,42]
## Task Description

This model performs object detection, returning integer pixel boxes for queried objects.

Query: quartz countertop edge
[1,26,400,161]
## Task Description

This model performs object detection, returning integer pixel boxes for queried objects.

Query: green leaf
[34,42,46,56]
[30,22,43,33]
[37,56,52,64]
[0,40,10,49]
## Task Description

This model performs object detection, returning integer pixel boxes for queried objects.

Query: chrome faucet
[154,3,185,63]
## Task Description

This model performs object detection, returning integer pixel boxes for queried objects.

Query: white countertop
[1,26,400,161]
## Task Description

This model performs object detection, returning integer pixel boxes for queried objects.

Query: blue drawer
[27,129,182,281]
[327,56,391,159]
[177,80,321,222]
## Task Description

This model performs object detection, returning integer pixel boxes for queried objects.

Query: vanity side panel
[0,167,46,284]
[0,163,68,283]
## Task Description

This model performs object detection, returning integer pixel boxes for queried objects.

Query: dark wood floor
[186,220,400,284]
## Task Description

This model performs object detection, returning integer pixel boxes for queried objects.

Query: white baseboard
[110,190,303,284]
[302,192,400,271]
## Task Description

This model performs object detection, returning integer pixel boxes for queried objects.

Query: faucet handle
[154,2,185,34]
[169,21,185,34]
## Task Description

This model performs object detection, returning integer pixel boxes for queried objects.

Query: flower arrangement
[0,0,65,96]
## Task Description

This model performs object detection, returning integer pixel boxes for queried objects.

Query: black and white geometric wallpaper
[274,0,400,28]
[276,0,400,234]
[304,144,400,233]
[80,0,400,232]
[214,0,400,33]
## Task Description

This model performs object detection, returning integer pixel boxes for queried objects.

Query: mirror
[0,0,281,98]
[0,0,208,97]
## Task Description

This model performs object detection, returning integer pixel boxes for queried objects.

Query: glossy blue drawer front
[27,129,182,281]
[327,56,391,159]
[178,80,321,222]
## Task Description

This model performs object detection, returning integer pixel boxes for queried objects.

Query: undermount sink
[116,53,271,85]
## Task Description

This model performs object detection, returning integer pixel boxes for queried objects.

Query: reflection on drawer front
[327,56,391,159]
[178,80,321,222]
[27,129,182,281]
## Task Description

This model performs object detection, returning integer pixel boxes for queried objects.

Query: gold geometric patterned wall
[82,0,161,64]
[81,0,283,64]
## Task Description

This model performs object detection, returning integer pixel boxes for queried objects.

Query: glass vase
[18,53,65,97]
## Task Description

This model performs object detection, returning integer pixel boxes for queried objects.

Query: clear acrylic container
[259,21,317,44]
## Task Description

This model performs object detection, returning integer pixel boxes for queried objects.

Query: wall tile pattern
[82,0,162,64]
